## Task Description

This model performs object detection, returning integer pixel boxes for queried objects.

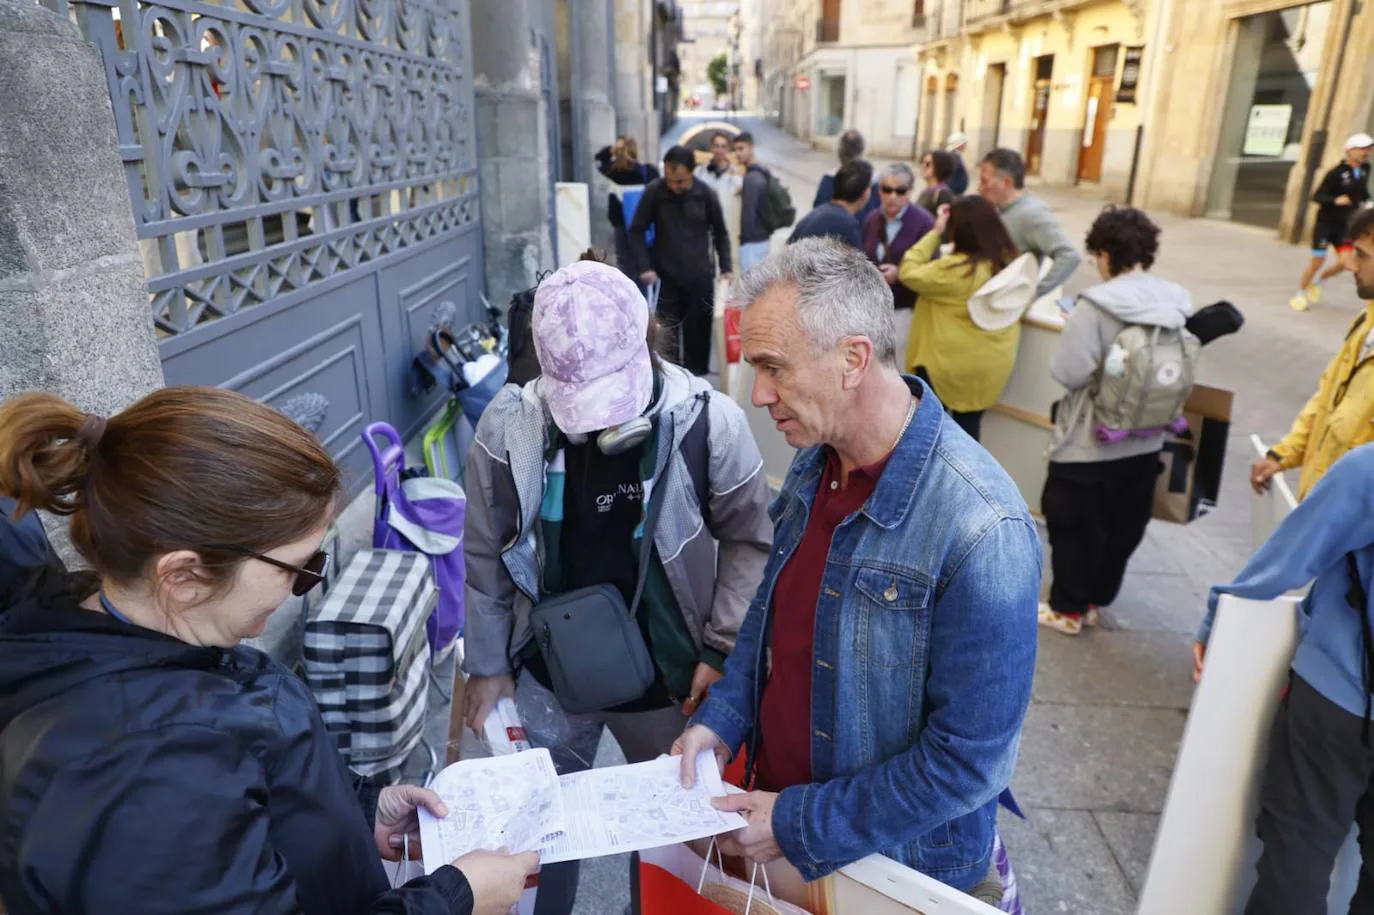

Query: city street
[574,114,1368,915]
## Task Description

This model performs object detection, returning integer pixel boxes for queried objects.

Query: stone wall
[473,0,556,306]
[0,0,165,560]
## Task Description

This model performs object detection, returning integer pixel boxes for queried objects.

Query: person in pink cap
[461,259,773,915]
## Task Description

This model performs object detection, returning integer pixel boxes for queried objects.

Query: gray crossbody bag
[528,457,669,715]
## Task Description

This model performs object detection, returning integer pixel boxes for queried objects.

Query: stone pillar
[615,0,659,164]
[473,0,555,305]
[0,0,165,552]
[571,0,618,252]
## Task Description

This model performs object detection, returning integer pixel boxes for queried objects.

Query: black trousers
[913,366,985,442]
[1041,452,1160,616]
[1246,674,1374,915]
[656,273,716,376]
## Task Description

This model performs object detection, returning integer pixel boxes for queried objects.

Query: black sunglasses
[212,546,331,596]
[880,185,911,195]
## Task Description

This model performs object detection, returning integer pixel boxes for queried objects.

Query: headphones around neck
[565,415,655,455]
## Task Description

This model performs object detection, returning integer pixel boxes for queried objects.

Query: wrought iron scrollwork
[70,0,478,336]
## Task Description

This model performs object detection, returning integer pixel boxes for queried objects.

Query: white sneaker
[1290,292,1311,312]
[1038,602,1083,636]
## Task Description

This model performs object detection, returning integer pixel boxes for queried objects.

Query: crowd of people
[1,119,1373,915]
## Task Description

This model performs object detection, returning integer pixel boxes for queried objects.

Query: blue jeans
[739,240,771,272]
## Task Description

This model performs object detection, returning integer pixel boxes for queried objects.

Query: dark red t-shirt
[754,448,889,792]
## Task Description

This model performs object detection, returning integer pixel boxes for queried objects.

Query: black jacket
[0,571,474,915]
[1312,161,1371,228]
[628,178,732,280]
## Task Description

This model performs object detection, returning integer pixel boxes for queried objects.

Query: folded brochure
[417,749,745,870]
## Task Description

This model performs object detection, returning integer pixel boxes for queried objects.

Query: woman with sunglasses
[863,162,935,361]
[0,387,535,915]
[917,149,959,217]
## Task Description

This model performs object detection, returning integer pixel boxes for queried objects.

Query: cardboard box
[1153,384,1234,524]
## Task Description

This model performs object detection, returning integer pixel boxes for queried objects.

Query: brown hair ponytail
[0,387,342,591]
[0,392,93,519]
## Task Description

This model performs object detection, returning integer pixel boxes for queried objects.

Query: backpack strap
[680,391,712,529]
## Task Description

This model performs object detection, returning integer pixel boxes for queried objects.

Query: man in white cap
[946,132,970,195]
[461,258,772,915]
[1292,132,1373,312]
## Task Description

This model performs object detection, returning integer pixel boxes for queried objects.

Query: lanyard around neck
[98,591,138,627]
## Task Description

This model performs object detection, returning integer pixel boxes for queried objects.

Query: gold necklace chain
[891,397,917,455]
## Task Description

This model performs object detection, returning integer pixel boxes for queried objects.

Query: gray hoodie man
[1049,271,1195,464]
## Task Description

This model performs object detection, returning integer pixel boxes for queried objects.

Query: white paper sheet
[539,752,746,864]
[418,750,744,872]
[419,748,567,870]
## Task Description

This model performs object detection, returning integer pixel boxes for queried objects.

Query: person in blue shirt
[812,129,880,228]
[1194,442,1374,914]
[788,160,873,250]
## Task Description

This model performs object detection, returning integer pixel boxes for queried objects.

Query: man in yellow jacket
[1253,208,1374,500]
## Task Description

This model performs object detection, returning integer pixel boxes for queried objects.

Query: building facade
[680,0,738,104]
[911,0,1157,199]
[1134,0,1374,240]
[754,0,928,157]
[909,0,1374,241]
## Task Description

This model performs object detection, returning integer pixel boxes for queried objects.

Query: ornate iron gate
[70,0,483,483]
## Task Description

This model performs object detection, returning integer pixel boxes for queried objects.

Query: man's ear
[840,336,875,391]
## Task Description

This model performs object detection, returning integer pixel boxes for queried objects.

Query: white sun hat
[1346,132,1374,150]
[968,253,1041,331]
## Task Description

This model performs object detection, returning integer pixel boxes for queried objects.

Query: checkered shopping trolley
[303,549,437,782]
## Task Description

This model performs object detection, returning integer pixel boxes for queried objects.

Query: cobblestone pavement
[569,114,1366,915]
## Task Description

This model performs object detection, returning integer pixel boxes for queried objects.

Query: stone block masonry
[0,0,165,559]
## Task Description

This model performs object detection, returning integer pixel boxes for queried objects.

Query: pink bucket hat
[532,260,653,435]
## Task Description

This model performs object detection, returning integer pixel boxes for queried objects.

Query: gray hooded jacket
[1049,271,1195,464]
[462,362,773,677]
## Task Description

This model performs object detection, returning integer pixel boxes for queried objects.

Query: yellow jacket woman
[898,196,1022,440]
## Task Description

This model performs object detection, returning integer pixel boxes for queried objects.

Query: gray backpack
[1092,320,1200,432]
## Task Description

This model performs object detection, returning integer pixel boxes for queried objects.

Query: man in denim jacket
[675,238,1040,896]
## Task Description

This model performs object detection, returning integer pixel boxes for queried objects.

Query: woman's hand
[374,784,448,861]
[455,849,540,915]
[878,263,899,285]
[933,204,951,237]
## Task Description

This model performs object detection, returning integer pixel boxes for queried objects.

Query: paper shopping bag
[635,844,814,915]
[1153,384,1233,524]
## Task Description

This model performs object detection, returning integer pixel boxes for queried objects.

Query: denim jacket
[691,377,1040,891]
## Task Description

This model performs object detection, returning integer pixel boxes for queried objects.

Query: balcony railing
[815,18,839,42]
[964,0,1011,22]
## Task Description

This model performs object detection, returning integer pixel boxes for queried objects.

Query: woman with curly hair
[1039,206,1195,636]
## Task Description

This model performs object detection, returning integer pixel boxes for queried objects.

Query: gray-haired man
[674,238,1038,906]
[978,148,1082,298]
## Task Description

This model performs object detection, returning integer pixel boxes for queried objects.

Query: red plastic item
[634,862,734,915]
[724,306,743,364]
